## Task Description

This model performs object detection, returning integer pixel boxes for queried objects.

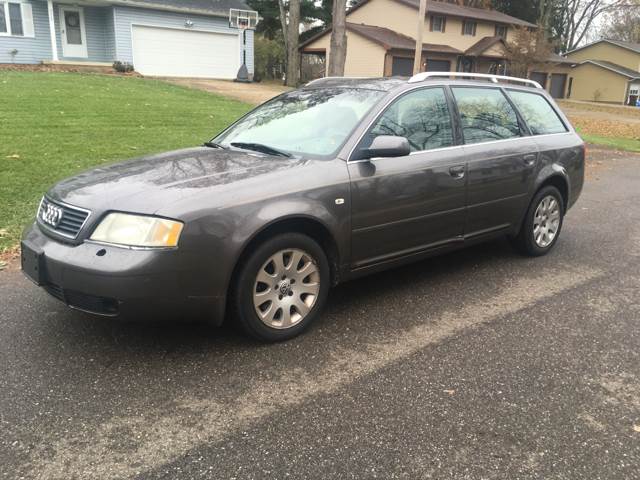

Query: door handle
[449,165,466,179]
[523,154,537,166]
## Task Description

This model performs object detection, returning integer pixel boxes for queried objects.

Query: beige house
[565,40,640,105]
[300,0,575,98]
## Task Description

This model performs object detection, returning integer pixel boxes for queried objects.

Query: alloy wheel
[533,195,561,248]
[253,249,321,329]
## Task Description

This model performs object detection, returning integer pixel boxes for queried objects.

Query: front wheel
[513,186,565,257]
[234,233,330,342]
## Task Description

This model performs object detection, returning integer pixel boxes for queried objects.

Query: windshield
[214,88,385,159]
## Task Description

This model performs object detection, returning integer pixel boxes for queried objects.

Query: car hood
[47,147,308,215]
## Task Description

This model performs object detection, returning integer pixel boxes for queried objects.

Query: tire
[233,233,330,342]
[513,185,565,257]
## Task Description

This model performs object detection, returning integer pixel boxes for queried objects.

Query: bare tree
[558,0,631,51]
[505,26,555,78]
[600,0,640,42]
[279,0,301,86]
[328,0,348,76]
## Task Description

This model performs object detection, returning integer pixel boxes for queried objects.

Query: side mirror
[360,135,411,159]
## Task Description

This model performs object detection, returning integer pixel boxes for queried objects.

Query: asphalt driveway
[1,147,639,479]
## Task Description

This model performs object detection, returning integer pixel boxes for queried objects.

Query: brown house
[565,40,640,105]
[300,0,574,98]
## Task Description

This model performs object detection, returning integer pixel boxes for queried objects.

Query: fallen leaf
[633,424,640,433]
[443,389,455,395]
[5,154,20,159]
[0,261,6,271]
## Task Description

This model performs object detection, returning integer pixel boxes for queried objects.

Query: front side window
[495,25,507,38]
[463,20,476,36]
[365,87,454,152]
[215,88,385,159]
[507,90,568,135]
[452,87,521,144]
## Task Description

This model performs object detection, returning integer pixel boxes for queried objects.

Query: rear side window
[507,90,568,135]
[452,87,521,144]
[367,87,454,152]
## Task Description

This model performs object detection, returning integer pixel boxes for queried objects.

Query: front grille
[37,197,91,239]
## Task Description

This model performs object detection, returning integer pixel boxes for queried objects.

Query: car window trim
[450,84,531,146]
[504,88,570,135]
[348,85,458,161]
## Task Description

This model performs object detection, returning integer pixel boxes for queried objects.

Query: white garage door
[132,25,240,79]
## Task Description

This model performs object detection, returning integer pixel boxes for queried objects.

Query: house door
[59,6,88,58]
[550,74,567,99]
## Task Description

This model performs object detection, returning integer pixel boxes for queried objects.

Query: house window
[0,1,30,37]
[462,20,476,36]
[430,15,446,33]
[495,24,507,39]
[0,3,7,33]
[8,2,21,35]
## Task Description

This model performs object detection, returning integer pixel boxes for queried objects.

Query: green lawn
[0,72,252,252]
[578,133,640,153]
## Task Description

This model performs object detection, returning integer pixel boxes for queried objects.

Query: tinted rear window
[452,87,521,144]
[507,90,568,135]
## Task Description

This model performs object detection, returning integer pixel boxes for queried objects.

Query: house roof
[348,0,537,28]
[566,39,640,56]
[347,22,462,53]
[575,60,640,79]
[112,0,252,17]
[301,22,462,54]
[465,36,504,57]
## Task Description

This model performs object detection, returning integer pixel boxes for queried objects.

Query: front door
[59,6,87,58]
[348,86,467,268]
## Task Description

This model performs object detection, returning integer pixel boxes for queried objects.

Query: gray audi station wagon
[22,73,585,342]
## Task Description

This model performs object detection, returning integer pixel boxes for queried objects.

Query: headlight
[90,213,183,248]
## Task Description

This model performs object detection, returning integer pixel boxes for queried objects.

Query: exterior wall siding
[567,43,640,72]
[113,6,254,74]
[0,0,51,64]
[347,0,515,49]
[0,1,253,72]
[54,5,114,62]
[304,31,386,77]
[568,63,630,104]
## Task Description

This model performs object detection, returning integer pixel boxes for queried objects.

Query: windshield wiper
[230,142,292,158]
[203,141,227,149]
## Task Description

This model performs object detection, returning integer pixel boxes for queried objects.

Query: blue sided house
[0,0,255,78]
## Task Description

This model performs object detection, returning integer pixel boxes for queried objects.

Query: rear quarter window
[507,90,568,135]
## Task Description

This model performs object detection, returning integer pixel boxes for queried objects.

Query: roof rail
[408,72,543,89]
[305,76,369,86]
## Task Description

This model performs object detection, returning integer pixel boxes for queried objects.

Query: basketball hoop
[230,9,259,83]
[229,9,258,30]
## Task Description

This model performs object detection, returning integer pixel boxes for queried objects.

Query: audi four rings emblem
[41,203,63,228]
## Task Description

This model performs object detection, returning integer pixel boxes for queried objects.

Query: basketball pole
[235,28,250,83]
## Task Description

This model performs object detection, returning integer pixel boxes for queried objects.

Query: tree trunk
[328,0,348,76]
[285,0,301,87]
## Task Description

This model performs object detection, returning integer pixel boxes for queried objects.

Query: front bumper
[21,223,226,323]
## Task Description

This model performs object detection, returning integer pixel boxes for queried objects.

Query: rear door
[451,86,538,238]
[348,86,467,267]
